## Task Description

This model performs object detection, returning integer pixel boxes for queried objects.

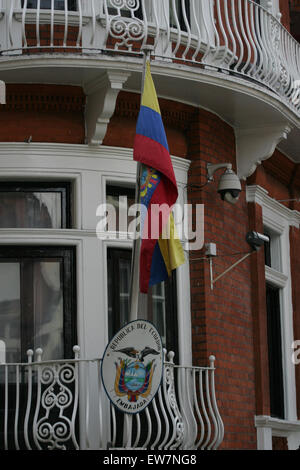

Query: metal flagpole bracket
[208,231,268,290]
[140,44,155,59]
[209,251,253,290]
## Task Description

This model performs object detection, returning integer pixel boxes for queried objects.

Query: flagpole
[128,46,154,323]
[122,47,154,450]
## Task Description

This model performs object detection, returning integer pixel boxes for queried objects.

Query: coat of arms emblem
[101,320,163,414]
[114,346,159,403]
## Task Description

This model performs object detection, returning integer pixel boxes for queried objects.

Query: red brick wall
[279,0,291,31]
[0,84,85,144]
[103,91,194,158]
[248,150,300,212]
[186,109,257,450]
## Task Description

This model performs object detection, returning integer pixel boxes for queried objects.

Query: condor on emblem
[101,320,163,414]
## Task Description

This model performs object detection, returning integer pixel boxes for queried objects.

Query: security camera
[207,163,241,205]
[246,231,269,251]
[218,168,242,204]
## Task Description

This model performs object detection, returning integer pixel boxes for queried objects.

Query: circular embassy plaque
[101,320,164,414]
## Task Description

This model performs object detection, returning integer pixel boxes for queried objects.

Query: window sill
[255,415,300,437]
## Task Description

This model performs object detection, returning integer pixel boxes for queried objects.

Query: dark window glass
[170,0,191,31]
[107,248,178,354]
[107,4,143,19]
[0,246,76,363]
[0,182,72,229]
[106,184,136,233]
[264,232,271,267]
[266,284,285,419]
[22,0,77,10]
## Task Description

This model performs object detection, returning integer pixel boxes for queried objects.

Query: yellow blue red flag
[133,61,185,293]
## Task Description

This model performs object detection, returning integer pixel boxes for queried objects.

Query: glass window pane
[106,185,136,232]
[151,283,167,346]
[0,263,21,364]
[0,182,71,229]
[119,258,131,327]
[33,260,64,361]
[107,249,173,349]
[0,190,64,228]
[24,0,77,10]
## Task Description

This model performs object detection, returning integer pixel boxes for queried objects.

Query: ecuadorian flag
[133,61,185,294]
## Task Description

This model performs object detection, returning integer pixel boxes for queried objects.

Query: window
[264,229,285,419]
[0,182,72,229]
[107,248,178,353]
[264,229,281,271]
[266,284,285,419]
[22,0,77,10]
[106,184,136,233]
[247,185,299,442]
[0,246,76,363]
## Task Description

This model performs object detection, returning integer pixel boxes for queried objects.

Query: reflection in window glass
[151,283,167,346]
[0,183,71,229]
[0,246,76,364]
[0,192,62,229]
[33,261,63,361]
[107,248,176,352]
[119,258,131,329]
[106,185,136,233]
[0,263,21,364]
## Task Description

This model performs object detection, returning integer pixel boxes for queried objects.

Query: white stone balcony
[0,0,299,116]
[0,345,224,450]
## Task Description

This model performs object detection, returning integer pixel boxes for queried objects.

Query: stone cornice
[0,141,191,175]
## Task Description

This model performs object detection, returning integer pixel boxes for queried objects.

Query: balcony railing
[0,1,299,113]
[0,345,224,450]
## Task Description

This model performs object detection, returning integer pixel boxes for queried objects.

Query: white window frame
[247,184,300,450]
[0,142,192,366]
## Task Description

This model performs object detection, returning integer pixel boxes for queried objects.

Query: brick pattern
[186,109,257,449]
[279,0,291,32]
[103,91,195,158]
[0,84,85,144]
[272,436,289,450]
[23,24,81,53]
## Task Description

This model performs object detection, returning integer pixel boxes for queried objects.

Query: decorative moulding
[235,124,292,180]
[84,70,131,146]
[246,184,300,229]
[0,142,191,180]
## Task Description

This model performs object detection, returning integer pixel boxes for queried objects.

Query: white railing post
[82,0,101,52]
[0,0,22,54]
[152,0,171,60]
[0,346,224,450]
